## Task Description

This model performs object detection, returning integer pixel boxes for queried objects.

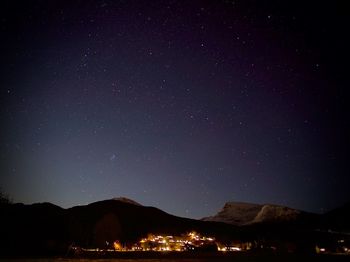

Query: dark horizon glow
[0,0,348,218]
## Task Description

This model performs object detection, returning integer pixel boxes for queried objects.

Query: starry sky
[0,0,348,218]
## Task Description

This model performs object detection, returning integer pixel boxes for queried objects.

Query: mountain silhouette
[1,198,349,257]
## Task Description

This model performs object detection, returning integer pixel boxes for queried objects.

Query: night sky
[1,0,348,219]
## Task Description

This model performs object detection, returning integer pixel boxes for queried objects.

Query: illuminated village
[76,231,250,253]
[126,231,247,252]
[71,230,350,256]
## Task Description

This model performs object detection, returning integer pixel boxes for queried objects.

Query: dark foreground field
[1,253,350,262]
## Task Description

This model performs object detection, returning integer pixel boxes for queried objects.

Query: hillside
[0,198,240,256]
[202,201,308,226]
[320,202,350,232]
[0,198,348,257]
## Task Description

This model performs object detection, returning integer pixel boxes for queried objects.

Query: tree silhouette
[0,188,12,204]
[93,213,122,248]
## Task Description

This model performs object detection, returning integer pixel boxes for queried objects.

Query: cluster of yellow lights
[135,232,216,252]
[107,231,244,252]
[218,246,241,251]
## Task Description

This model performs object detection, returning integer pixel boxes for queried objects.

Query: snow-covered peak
[252,204,301,223]
[203,201,262,225]
[203,201,301,225]
[112,197,142,206]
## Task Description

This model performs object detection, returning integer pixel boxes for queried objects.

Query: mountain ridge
[112,197,142,206]
[1,197,349,257]
[202,201,312,226]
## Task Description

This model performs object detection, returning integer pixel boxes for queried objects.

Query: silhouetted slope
[67,199,241,247]
[320,202,350,232]
[1,198,348,257]
[0,199,240,256]
[0,202,68,256]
